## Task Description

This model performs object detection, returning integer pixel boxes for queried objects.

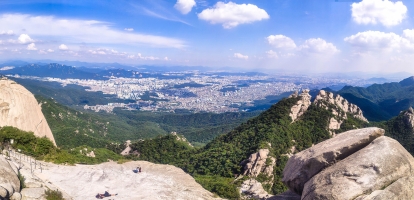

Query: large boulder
[354,175,414,200]
[302,136,414,200]
[242,149,276,179]
[283,127,384,194]
[20,188,45,200]
[0,79,56,145]
[0,156,20,199]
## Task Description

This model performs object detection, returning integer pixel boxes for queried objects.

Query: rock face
[239,179,272,199]
[0,156,20,199]
[289,90,311,122]
[402,107,414,130]
[282,127,414,200]
[0,78,55,145]
[314,90,368,134]
[283,127,384,194]
[242,149,276,179]
[302,136,414,200]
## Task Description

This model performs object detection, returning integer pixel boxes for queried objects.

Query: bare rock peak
[289,89,312,122]
[0,79,55,145]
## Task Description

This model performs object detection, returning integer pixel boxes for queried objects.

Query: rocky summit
[282,127,414,200]
[0,78,55,145]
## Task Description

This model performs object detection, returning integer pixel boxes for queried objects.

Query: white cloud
[26,43,37,50]
[234,53,248,59]
[267,35,296,49]
[351,0,407,27]
[0,14,185,48]
[0,30,13,35]
[128,53,160,60]
[18,34,34,44]
[124,28,134,32]
[198,2,269,29]
[174,0,196,15]
[266,50,278,58]
[344,31,414,51]
[403,29,414,42]
[59,44,68,50]
[164,57,170,61]
[47,49,54,52]
[298,38,339,54]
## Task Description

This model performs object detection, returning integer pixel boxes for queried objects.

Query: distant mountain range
[337,76,414,121]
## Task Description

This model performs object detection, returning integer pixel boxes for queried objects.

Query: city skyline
[0,0,414,73]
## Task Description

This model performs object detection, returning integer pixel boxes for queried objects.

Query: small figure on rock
[96,191,117,199]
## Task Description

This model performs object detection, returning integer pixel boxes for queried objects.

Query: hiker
[96,191,117,199]
[134,167,139,173]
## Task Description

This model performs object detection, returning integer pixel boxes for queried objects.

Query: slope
[338,76,414,121]
[128,90,369,198]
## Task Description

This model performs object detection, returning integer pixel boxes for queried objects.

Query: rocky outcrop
[302,136,414,200]
[240,148,276,199]
[242,149,276,179]
[355,176,414,200]
[0,156,20,199]
[0,79,55,145]
[282,127,414,200]
[239,179,272,199]
[314,90,368,134]
[289,90,311,122]
[283,127,384,194]
[171,132,194,147]
[402,107,414,129]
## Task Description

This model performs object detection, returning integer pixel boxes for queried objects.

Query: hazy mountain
[338,76,414,121]
[1,63,105,80]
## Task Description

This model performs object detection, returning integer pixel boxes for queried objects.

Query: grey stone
[355,176,414,200]
[0,186,8,198]
[283,127,384,194]
[21,188,45,200]
[0,156,20,197]
[10,192,22,200]
[302,136,414,200]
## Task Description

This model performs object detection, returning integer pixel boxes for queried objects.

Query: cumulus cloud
[0,30,13,35]
[266,50,278,58]
[298,38,339,54]
[234,53,248,59]
[351,0,407,26]
[198,2,269,29]
[267,35,296,49]
[47,49,54,52]
[124,28,134,32]
[18,34,34,44]
[26,43,37,50]
[0,14,185,48]
[59,44,68,50]
[174,0,196,15]
[344,30,414,51]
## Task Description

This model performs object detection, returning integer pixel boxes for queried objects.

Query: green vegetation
[128,96,367,198]
[338,77,414,121]
[45,189,64,200]
[17,171,25,190]
[38,95,259,149]
[0,126,122,165]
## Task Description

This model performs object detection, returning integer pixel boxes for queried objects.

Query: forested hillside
[338,76,414,121]
[38,95,258,148]
[128,93,368,198]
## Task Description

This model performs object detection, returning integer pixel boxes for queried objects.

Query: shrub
[45,189,63,200]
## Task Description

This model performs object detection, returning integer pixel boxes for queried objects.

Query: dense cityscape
[8,72,388,113]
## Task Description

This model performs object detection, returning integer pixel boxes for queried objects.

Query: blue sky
[0,0,414,73]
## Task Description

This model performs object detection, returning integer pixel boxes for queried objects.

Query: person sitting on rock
[96,191,117,199]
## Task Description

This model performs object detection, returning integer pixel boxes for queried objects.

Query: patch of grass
[45,189,64,200]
